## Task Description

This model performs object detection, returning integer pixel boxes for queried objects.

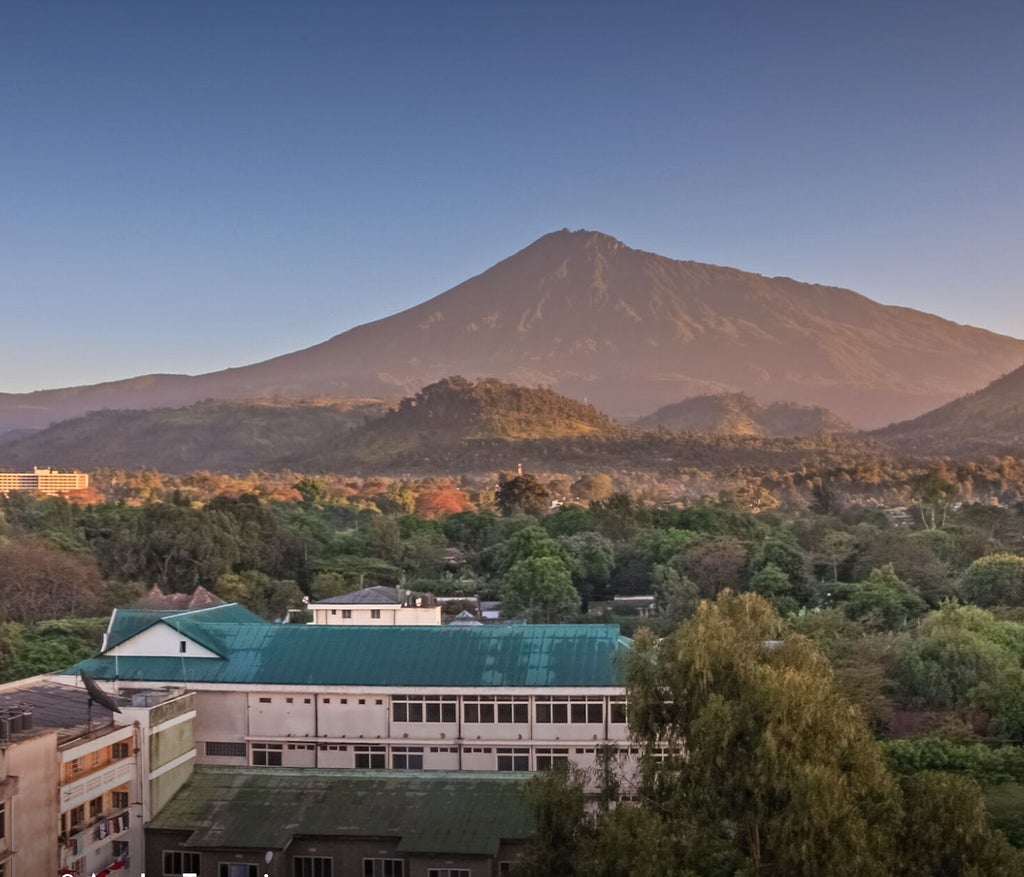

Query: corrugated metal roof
[104,603,267,650]
[71,623,629,688]
[147,766,533,855]
[311,585,403,605]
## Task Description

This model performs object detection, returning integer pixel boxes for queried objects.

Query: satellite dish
[81,671,122,714]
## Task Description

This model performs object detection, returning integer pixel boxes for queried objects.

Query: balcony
[61,760,134,811]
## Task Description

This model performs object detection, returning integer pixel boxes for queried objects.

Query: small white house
[309,585,443,626]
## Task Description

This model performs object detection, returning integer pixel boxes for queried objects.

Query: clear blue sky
[2,1,1022,394]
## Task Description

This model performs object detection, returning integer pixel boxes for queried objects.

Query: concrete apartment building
[0,468,89,494]
[308,586,443,626]
[0,678,194,877]
[64,603,632,779]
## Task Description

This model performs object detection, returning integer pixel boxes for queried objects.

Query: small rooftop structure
[308,585,442,626]
[133,584,224,611]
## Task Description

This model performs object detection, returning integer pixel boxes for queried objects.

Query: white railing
[61,760,134,810]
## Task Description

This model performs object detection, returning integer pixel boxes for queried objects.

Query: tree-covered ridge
[301,377,623,468]
[369,377,620,439]
[0,396,390,474]
[635,392,852,436]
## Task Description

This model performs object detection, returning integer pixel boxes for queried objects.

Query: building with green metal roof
[57,612,634,782]
[145,766,533,877]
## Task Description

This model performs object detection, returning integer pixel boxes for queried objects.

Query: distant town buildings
[0,467,89,495]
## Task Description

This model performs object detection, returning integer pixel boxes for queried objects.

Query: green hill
[293,376,622,469]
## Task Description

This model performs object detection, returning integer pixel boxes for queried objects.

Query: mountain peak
[3,232,1024,432]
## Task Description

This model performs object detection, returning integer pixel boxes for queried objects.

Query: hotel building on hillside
[0,468,89,494]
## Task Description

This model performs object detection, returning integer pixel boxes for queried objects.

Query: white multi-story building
[63,603,633,779]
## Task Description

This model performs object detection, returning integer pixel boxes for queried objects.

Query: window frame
[251,743,283,766]
[293,856,333,877]
[392,695,457,723]
[354,744,387,769]
[391,746,424,770]
[463,695,528,724]
[164,851,201,877]
[496,747,530,772]
[362,859,404,877]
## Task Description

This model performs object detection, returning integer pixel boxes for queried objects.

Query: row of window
[327,608,382,618]
[257,696,385,706]
[246,742,571,771]
[249,693,627,724]
[393,695,627,725]
[165,854,491,877]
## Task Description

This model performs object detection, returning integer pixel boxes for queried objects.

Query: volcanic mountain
[873,364,1024,457]
[3,229,1023,431]
[636,393,851,437]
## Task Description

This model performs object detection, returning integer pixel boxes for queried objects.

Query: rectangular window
[464,696,528,724]
[391,747,424,769]
[220,865,258,877]
[370,609,382,619]
[70,805,85,828]
[164,851,201,876]
[609,698,627,724]
[496,747,530,772]
[354,745,386,769]
[251,743,283,766]
[392,695,457,723]
[0,801,5,840]
[363,860,403,877]
[536,748,570,771]
[342,610,352,619]
[69,757,84,776]
[111,741,130,759]
[259,697,272,704]
[112,790,130,809]
[89,795,104,818]
[294,857,333,877]
[427,871,471,877]
[179,640,187,653]
[205,741,247,758]
[536,696,602,724]
[112,840,130,858]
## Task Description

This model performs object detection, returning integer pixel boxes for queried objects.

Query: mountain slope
[873,365,1024,456]
[636,393,851,436]
[3,229,1023,430]
[0,398,389,474]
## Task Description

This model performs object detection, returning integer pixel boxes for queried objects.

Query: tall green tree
[501,556,580,622]
[627,592,902,875]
